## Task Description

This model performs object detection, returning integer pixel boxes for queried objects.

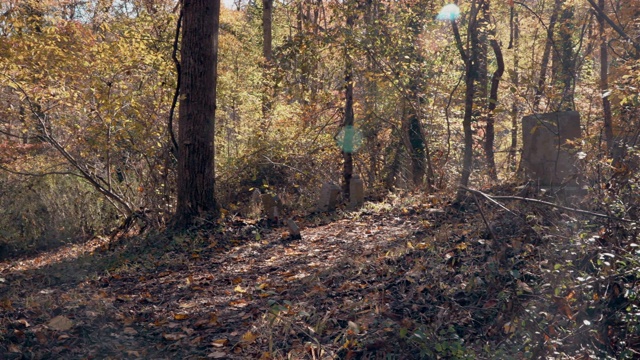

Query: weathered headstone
[317,182,341,212]
[349,175,364,209]
[522,111,581,186]
[246,188,262,218]
[261,193,281,222]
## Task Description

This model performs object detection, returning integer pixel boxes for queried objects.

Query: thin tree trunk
[470,0,488,179]
[597,0,614,152]
[342,5,355,200]
[453,1,479,201]
[557,4,575,110]
[261,0,273,119]
[459,56,476,199]
[174,0,220,227]
[533,0,563,112]
[407,112,426,186]
[508,5,520,172]
[484,3,504,181]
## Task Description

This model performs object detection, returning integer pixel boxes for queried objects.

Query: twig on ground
[471,192,497,240]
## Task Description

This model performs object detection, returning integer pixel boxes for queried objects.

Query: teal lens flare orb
[437,4,460,21]
[336,126,363,154]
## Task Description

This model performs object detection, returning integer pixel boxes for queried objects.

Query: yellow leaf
[503,322,516,334]
[234,285,246,293]
[257,283,268,290]
[241,331,257,344]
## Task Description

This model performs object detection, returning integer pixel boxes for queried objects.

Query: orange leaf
[174,314,189,320]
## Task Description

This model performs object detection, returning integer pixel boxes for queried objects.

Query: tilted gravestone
[349,175,364,209]
[521,111,581,186]
[286,218,302,240]
[317,181,341,212]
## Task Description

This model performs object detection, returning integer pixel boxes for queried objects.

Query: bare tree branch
[460,186,633,223]
[0,164,81,178]
[2,75,134,216]
[586,0,640,58]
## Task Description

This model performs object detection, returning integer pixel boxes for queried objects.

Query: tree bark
[453,1,479,201]
[484,4,504,181]
[475,0,489,142]
[174,0,220,227]
[533,0,563,112]
[508,5,520,172]
[597,0,614,152]
[556,4,575,110]
[261,0,273,118]
[342,5,355,201]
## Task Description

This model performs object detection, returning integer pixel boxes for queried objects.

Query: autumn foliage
[0,0,639,358]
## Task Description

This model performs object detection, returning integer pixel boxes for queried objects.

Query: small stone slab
[250,188,262,206]
[286,218,302,240]
[318,181,341,212]
[261,193,280,222]
[349,175,364,209]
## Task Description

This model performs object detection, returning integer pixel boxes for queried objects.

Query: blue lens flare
[337,126,363,154]
[437,4,460,21]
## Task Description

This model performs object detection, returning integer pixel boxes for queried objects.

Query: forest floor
[0,189,636,359]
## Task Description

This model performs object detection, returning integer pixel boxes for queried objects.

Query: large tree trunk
[174,0,220,227]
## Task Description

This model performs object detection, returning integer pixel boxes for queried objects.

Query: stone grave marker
[261,193,281,222]
[522,111,581,186]
[349,175,364,209]
[318,182,341,212]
